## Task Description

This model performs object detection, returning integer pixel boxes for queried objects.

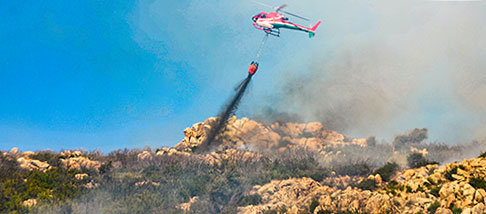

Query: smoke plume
[254,1,486,143]
[197,76,252,152]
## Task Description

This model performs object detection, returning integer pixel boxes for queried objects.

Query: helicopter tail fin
[308,21,321,38]
[311,21,321,31]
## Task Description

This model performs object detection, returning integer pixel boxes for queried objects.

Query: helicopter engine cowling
[256,20,273,29]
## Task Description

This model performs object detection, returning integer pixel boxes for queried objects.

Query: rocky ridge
[174,116,367,154]
[4,117,486,214]
[237,158,486,214]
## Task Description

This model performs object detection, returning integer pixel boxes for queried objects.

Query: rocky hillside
[1,117,486,213]
[237,158,486,214]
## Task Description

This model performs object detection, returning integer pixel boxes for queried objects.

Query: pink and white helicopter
[252,2,321,38]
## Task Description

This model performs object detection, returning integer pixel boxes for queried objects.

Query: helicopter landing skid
[264,28,280,37]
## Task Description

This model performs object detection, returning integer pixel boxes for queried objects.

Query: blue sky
[1,0,485,152]
[0,0,287,152]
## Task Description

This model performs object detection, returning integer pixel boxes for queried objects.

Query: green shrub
[427,201,440,214]
[264,209,278,214]
[238,194,262,206]
[426,177,436,186]
[30,151,62,167]
[451,207,462,214]
[0,153,23,179]
[374,162,399,182]
[445,166,458,181]
[479,151,486,158]
[469,177,486,191]
[407,153,439,169]
[429,186,440,197]
[335,162,371,177]
[309,199,320,213]
[354,178,378,191]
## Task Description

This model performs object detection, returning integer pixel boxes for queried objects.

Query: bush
[469,177,486,191]
[479,151,486,158]
[374,162,399,182]
[407,153,439,169]
[427,201,440,214]
[238,194,262,206]
[31,151,62,167]
[263,209,278,214]
[451,207,462,214]
[429,186,440,197]
[354,178,378,191]
[309,199,320,213]
[445,166,458,181]
[335,161,371,177]
[0,153,23,179]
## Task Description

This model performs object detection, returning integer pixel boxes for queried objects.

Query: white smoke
[253,1,486,143]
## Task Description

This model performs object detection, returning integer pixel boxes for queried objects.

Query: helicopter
[252,2,321,38]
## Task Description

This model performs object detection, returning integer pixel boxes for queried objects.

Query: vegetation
[373,162,399,182]
[238,194,262,206]
[30,151,63,167]
[429,186,441,197]
[0,153,85,213]
[334,161,371,177]
[309,198,320,213]
[451,207,462,214]
[2,137,485,213]
[479,151,486,158]
[354,178,378,191]
[427,201,440,214]
[407,153,439,169]
[469,177,486,191]
[0,149,383,213]
[445,166,459,181]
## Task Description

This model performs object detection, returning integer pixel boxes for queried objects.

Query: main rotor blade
[281,10,310,21]
[250,1,311,21]
[276,4,287,12]
[251,0,275,10]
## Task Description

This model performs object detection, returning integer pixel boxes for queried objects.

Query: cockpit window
[261,14,266,18]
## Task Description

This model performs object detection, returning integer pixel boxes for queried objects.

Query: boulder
[464,184,476,197]
[302,122,323,136]
[17,157,50,172]
[462,208,472,214]
[61,156,101,170]
[75,173,89,180]
[137,151,152,161]
[10,147,18,154]
[23,151,34,156]
[156,147,170,156]
[435,208,453,214]
[471,202,484,214]
[474,189,486,203]
[22,199,37,207]
[446,194,456,208]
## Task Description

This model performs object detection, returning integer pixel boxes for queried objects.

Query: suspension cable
[254,33,269,62]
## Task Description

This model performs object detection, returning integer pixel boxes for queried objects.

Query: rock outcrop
[174,116,366,154]
[237,157,486,214]
[60,151,101,170]
[17,157,51,172]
